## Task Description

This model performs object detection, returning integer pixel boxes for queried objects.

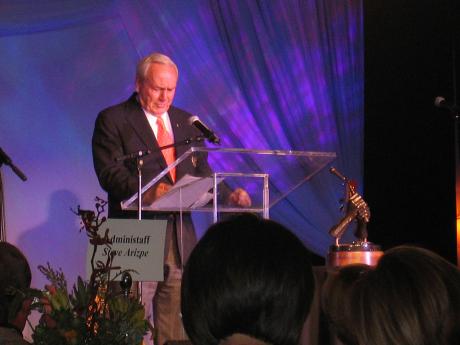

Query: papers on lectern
[147,174,224,209]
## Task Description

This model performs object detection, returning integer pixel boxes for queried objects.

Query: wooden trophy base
[327,241,383,269]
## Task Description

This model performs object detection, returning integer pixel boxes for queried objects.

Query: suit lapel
[126,95,157,150]
[125,95,172,182]
[170,109,188,158]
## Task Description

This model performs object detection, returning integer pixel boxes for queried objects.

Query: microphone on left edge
[0,147,27,181]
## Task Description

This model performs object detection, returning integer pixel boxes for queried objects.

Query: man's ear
[135,78,141,93]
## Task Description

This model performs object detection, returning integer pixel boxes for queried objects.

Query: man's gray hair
[136,52,178,82]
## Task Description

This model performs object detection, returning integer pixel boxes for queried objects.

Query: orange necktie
[156,116,176,182]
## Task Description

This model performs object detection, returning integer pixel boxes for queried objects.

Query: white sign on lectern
[86,219,167,282]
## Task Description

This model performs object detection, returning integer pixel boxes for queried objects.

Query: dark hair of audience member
[323,245,460,345]
[181,214,315,345]
[321,263,372,345]
[0,242,32,325]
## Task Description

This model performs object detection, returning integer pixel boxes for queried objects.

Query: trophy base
[326,241,383,269]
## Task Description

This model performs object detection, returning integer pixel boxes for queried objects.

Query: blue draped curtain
[0,0,363,288]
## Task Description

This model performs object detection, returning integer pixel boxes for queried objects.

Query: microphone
[434,96,459,113]
[0,147,27,181]
[329,167,347,182]
[188,116,220,144]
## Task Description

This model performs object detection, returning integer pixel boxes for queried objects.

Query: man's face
[136,63,178,115]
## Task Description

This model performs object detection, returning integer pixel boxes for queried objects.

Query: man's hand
[228,188,252,207]
[142,182,172,205]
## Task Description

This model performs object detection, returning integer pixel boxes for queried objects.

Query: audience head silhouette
[323,245,460,345]
[181,214,315,345]
[322,263,371,345]
[0,242,32,334]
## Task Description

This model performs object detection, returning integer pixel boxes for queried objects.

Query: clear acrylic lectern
[121,147,336,222]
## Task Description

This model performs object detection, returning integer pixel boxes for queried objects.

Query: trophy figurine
[327,167,383,269]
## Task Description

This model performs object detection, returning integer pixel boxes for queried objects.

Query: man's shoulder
[97,93,138,119]
[169,105,193,121]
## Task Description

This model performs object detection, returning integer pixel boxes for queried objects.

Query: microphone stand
[434,97,459,265]
[136,154,144,221]
[451,108,459,267]
[0,147,27,242]
[115,135,204,302]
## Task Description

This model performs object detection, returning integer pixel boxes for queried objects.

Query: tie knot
[156,115,165,126]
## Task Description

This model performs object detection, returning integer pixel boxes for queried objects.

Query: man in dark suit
[92,53,249,345]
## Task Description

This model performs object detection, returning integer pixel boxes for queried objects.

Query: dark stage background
[364,0,459,264]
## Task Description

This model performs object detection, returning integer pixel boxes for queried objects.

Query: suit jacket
[92,93,212,265]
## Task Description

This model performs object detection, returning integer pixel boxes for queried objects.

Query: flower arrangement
[20,198,149,345]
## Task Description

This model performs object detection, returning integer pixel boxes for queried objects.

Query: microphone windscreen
[434,96,445,107]
[188,115,199,125]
